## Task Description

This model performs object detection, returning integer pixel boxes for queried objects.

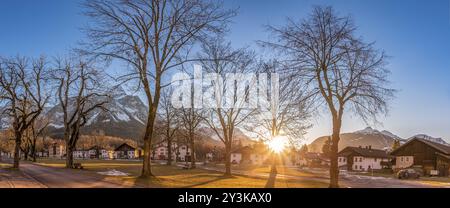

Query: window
[406,157,409,162]
[339,158,341,162]
[401,157,404,162]
[354,157,358,162]
[359,158,362,162]
[374,158,377,162]
[354,165,358,170]
[360,166,363,170]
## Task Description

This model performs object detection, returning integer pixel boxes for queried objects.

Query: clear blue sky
[1,0,449,143]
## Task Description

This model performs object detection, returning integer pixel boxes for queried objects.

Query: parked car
[397,169,422,179]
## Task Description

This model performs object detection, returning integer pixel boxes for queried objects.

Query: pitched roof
[391,138,450,155]
[114,143,136,151]
[338,147,391,158]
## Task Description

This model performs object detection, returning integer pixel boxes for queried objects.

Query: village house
[151,142,190,162]
[231,146,251,164]
[114,143,141,159]
[338,146,392,172]
[391,137,450,176]
[86,146,113,159]
[73,148,89,159]
[48,142,65,158]
[296,152,330,167]
[249,152,269,165]
[230,146,270,165]
[250,146,270,165]
[206,152,214,161]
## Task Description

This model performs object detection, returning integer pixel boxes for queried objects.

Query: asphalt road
[19,162,136,188]
[301,168,450,188]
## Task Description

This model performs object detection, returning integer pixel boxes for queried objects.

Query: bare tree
[20,115,49,162]
[29,117,49,162]
[178,94,204,169]
[159,87,180,165]
[0,56,49,168]
[52,58,109,168]
[198,39,255,176]
[247,60,315,145]
[262,6,395,187]
[81,0,236,177]
[245,60,316,172]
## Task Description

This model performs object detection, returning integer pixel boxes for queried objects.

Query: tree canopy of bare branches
[158,87,180,165]
[0,56,49,168]
[245,60,315,147]
[52,57,110,168]
[261,6,395,187]
[81,0,236,177]
[198,38,256,176]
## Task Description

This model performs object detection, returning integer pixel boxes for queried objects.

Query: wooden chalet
[114,143,137,159]
[391,138,450,176]
[338,146,392,171]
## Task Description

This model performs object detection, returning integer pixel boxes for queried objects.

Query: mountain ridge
[308,127,449,153]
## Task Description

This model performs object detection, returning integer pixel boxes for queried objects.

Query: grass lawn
[412,177,450,187]
[205,163,319,178]
[0,162,12,169]
[35,159,329,188]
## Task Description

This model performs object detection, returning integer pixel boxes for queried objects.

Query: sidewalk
[0,164,46,188]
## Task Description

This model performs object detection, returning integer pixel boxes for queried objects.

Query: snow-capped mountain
[45,87,148,140]
[309,127,404,152]
[407,134,449,146]
[355,127,403,140]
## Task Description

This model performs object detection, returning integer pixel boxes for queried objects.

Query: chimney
[368,145,372,150]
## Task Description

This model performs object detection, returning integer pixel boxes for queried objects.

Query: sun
[268,136,288,153]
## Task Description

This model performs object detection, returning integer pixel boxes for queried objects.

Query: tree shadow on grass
[265,169,277,188]
[133,175,164,188]
[182,175,233,188]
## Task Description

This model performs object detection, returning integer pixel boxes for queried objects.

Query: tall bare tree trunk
[224,142,232,177]
[189,131,196,169]
[167,140,172,166]
[141,109,156,177]
[66,146,74,168]
[329,116,342,188]
[31,137,37,162]
[13,132,21,168]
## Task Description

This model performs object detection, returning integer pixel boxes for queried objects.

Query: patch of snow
[355,127,379,135]
[381,130,402,140]
[49,123,64,129]
[408,134,449,146]
[86,112,99,126]
[124,106,137,114]
[355,127,403,140]
[115,111,131,122]
[97,169,130,176]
